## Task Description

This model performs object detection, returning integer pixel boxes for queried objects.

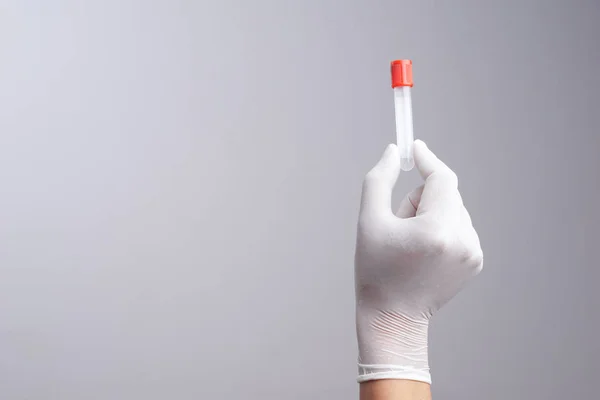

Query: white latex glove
[355,140,483,384]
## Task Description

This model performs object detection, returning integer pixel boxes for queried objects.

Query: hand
[355,140,483,384]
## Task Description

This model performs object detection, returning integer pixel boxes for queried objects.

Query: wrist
[356,308,430,384]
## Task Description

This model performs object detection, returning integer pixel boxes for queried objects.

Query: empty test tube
[391,60,414,171]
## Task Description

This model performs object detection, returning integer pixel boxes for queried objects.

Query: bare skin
[361,380,432,400]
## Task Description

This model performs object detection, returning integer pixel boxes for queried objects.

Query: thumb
[360,144,401,218]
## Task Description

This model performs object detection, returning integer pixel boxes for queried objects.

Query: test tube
[391,60,414,171]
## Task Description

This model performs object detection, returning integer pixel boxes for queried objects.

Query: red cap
[391,59,413,88]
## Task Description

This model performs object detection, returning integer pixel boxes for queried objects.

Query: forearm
[360,379,431,400]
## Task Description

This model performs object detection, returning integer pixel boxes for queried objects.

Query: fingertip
[413,140,432,160]
[413,140,437,179]
[413,141,430,164]
[378,143,400,168]
[414,139,427,148]
[361,143,402,218]
[414,140,458,190]
[384,143,399,157]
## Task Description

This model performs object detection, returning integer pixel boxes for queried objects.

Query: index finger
[413,140,461,220]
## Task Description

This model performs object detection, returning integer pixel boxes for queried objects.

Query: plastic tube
[391,60,414,171]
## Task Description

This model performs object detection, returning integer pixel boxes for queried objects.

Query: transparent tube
[393,86,414,171]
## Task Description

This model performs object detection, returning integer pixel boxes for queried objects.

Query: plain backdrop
[0,1,599,399]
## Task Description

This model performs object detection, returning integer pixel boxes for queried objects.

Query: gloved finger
[396,184,424,218]
[461,205,473,226]
[360,144,401,218]
[413,140,461,220]
[462,206,482,249]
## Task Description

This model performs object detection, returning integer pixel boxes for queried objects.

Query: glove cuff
[357,363,431,384]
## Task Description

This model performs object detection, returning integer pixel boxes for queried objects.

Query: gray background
[0,1,598,399]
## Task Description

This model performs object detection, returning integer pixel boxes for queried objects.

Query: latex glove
[355,140,483,384]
